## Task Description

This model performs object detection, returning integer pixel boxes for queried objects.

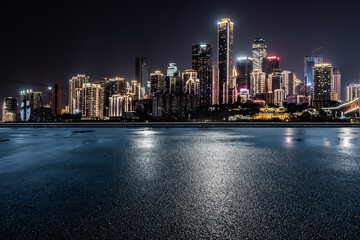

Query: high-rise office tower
[2,97,17,122]
[250,69,266,97]
[135,57,149,94]
[332,69,341,101]
[252,38,267,71]
[281,71,294,96]
[167,63,178,77]
[20,90,42,121]
[265,55,280,78]
[192,44,213,106]
[150,71,166,96]
[51,83,62,117]
[313,63,333,102]
[236,57,253,90]
[304,56,324,88]
[80,83,104,120]
[69,74,89,114]
[218,18,234,105]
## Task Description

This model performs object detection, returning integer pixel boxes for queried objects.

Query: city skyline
[1,0,360,103]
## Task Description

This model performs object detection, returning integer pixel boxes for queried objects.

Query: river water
[0,128,359,239]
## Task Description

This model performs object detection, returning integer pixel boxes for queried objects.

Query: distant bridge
[323,98,360,117]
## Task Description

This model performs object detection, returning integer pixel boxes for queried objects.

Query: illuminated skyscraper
[265,55,280,78]
[95,78,111,117]
[313,63,333,102]
[304,56,323,88]
[2,97,17,122]
[135,57,149,94]
[69,74,89,114]
[109,77,127,96]
[51,83,62,117]
[218,18,234,105]
[131,80,142,101]
[236,57,253,90]
[332,69,341,101]
[250,69,266,97]
[281,71,294,96]
[80,83,104,120]
[182,70,200,95]
[192,44,213,106]
[20,90,42,121]
[150,71,166,96]
[167,63,178,77]
[252,38,267,71]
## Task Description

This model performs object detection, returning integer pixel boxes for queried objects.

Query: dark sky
[1,0,359,104]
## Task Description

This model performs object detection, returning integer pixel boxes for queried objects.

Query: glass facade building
[236,57,253,90]
[135,57,149,94]
[252,38,267,72]
[304,56,323,88]
[167,63,178,77]
[192,44,213,106]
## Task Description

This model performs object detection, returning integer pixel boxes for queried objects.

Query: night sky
[1,0,359,104]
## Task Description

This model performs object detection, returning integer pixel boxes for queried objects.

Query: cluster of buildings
[1,18,359,122]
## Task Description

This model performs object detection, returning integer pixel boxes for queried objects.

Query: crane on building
[312,47,322,55]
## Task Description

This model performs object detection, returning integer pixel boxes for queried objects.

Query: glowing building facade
[69,74,89,114]
[250,69,266,97]
[281,71,294,96]
[218,18,234,105]
[192,44,213,106]
[80,83,104,120]
[2,97,17,122]
[20,90,42,121]
[304,56,323,88]
[313,63,333,102]
[252,38,267,71]
[167,63,178,77]
[332,69,341,101]
[150,71,166,96]
[109,94,133,118]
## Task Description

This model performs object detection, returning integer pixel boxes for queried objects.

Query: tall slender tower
[51,83,62,116]
[192,44,213,106]
[332,68,341,101]
[252,38,267,72]
[135,57,149,94]
[218,18,234,105]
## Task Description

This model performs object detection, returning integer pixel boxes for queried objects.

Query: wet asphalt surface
[0,128,360,239]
